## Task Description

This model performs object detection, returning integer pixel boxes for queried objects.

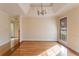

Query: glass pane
[60,17,67,42]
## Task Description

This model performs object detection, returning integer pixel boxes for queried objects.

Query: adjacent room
[0,3,79,56]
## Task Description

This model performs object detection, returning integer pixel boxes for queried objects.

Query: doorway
[10,16,20,50]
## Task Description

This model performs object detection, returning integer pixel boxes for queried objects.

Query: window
[60,17,67,41]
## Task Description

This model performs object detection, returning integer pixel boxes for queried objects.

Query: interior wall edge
[57,40,79,56]
[0,41,11,56]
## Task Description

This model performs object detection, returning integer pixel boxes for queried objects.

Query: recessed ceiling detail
[0,3,77,17]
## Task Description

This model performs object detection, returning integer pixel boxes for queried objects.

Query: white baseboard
[21,39,57,41]
[0,40,10,46]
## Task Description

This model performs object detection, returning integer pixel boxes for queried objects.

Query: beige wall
[56,7,79,52]
[20,16,57,41]
[20,7,57,41]
[0,11,10,46]
[0,11,20,55]
[0,11,11,55]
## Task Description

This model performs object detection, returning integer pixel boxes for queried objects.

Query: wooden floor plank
[10,41,76,56]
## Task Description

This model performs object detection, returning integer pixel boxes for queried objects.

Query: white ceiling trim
[18,3,31,15]
[17,3,79,17]
[54,4,79,17]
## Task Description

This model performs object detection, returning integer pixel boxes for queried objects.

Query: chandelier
[37,3,47,16]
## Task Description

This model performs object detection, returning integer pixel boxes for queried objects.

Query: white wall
[20,16,57,41]
[20,15,24,42]
[0,11,10,46]
[57,6,79,52]
[20,6,58,41]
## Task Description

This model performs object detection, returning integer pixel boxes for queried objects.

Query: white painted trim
[0,40,10,46]
[54,4,79,17]
[18,3,31,15]
[22,39,57,41]
[58,40,79,53]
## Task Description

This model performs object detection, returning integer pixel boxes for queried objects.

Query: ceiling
[30,3,53,7]
[30,3,67,15]
[25,3,68,17]
[0,3,78,16]
[0,3,23,16]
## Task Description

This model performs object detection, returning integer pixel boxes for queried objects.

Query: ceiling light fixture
[37,3,47,16]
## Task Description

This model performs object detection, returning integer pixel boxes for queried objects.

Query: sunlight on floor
[38,45,67,56]
[10,42,75,56]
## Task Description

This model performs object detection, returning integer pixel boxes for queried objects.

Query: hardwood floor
[10,41,76,56]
